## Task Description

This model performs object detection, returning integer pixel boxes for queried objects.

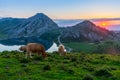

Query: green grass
[0,51,120,80]
[64,41,120,54]
[64,42,97,53]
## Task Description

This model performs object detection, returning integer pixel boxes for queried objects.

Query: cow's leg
[59,52,62,56]
[42,53,46,58]
[37,52,40,57]
[26,52,29,59]
[29,52,32,58]
[63,52,66,56]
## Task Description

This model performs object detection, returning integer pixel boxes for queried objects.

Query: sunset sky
[0,0,120,19]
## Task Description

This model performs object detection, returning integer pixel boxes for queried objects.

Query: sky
[0,0,120,19]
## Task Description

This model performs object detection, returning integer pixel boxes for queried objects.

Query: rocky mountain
[0,13,59,39]
[0,18,25,39]
[1,13,120,48]
[12,13,58,38]
[0,13,59,49]
[61,20,116,42]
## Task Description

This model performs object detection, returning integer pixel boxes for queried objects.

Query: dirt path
[57,33,72,52]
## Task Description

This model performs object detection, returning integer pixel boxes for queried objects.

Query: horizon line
[1,16,120,20]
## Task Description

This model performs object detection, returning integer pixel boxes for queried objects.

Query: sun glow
[101,22,108,27]
[102,23,107,26]
[95,21,110,28]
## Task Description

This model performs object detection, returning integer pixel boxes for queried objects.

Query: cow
[19,43,47,59]
[58,44,66,56]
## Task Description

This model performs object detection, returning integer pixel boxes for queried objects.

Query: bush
[79,53,89,62]
[82,65,95,72]
[43,64,51,71]
[23,67,31,72]
[0,51,11,58]
[67,69,75,74]
[21,64,28,67]
[83,74,94,80]
[94,68,112,77]
[2,54,11,58]
[70,55,78,62]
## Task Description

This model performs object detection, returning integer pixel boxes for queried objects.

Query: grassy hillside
[64,42,97,53]
[0,51,120,80]
[64,41,120,54]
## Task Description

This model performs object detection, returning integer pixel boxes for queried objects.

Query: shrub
[94,68,112,77]
[2,54,11,58]
[79,53,89,62]
[70,55,78,62]
[43,64,51,71]
[82,65,95,72]
[23,67,31,72]
[82,74,94,80]
[21,64,28,67]
[67,69,75,74]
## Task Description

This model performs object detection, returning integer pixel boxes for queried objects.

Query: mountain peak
[74,20,97,29]
[78,20,96,26]
[28,13,49,20]
[34,13,46,17]
[82,20,93,24]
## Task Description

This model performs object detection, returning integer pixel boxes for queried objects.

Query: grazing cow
[19,43,47,58]
[58,44,66,56]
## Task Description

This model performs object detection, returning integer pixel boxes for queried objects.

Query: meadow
[0,51,120,80]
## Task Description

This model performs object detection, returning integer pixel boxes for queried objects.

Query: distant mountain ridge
[61,20,117,42]
[54,18,120,30]
[0,13,120,46]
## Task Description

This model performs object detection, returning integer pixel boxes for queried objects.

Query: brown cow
[19,43,47,58]
[58,44,66,56]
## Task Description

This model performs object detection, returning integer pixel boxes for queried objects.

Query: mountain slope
[0,13,59,39]
[0,18,25,39]
[0,13,60,49]
[61,20,115,42]
[9,13,59,38]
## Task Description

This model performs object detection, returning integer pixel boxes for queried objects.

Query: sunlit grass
[0,51,120,80]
